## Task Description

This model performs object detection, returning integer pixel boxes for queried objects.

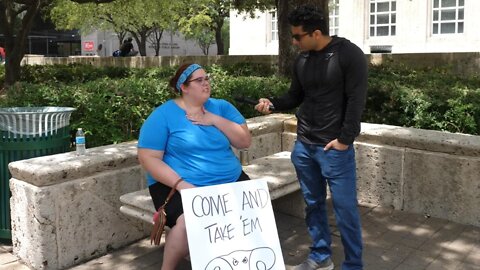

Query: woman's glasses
[187,74,211,84]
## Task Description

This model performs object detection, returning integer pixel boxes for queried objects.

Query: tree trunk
[130,28,150,56]
[4,50,23,90]
[1,0,117,90]
[148,28,163,56]
[116,31,127,50]
[1,0,44,88]
[214,18,224,55]
[277,0,328,77]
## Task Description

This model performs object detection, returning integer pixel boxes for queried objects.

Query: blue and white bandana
[176,64,202,92]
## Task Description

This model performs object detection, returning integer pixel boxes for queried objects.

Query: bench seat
[119,151,298,224]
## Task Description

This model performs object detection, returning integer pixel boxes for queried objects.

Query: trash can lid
[0,107,76,115]
[0,107,76,137]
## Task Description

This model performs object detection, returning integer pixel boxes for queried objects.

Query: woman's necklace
[180,99,205,117]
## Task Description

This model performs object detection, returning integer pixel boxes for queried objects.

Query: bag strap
[160,178,184,208]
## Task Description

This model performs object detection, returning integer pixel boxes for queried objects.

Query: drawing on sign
[204,247,276,270]
[182,180,285,270]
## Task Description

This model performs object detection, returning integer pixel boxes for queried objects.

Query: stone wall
[21,55,278,69]
[354,123,480,226]
[7,114,293,270]
[279,119,480,226]
[7,114,480,269]
[21,52,480,77]
[8,143,148,270]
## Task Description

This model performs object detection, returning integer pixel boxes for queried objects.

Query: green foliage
[1,62,479,150]
[1,77,172,147]
[0,65,4,86]
[365,62,480,135]
[67,78,172,146]
[20,64,130,84]
[0,63,287,147]
[210,62,277,77]
[207,69,290,118]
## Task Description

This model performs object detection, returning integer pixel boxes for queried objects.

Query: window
[369,0,396,37]
[432,0,464,34]
[270,11,278,41]
[329,0,340,36]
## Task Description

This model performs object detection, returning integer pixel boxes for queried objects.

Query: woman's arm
[212,118,251,149]
[137,148,195,190]
[187,111,251,149]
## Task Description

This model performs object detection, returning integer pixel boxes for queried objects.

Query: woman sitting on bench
[137,63,251,270]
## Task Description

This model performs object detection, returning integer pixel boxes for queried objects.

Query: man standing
[119,37,134,57]
[254,4,367,270]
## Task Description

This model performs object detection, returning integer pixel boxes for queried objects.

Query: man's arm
[337,43,368,145]
[270,56,305,111]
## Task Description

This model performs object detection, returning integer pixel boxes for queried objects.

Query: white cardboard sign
[181,180,285,270]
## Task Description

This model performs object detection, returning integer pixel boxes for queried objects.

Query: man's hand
[324,139,349,151]
[254,98,273,114]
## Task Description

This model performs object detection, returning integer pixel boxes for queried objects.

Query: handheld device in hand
[234,97,275,111]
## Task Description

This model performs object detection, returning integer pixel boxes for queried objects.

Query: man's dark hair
[288,4,329,36]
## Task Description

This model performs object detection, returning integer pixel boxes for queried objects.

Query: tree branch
[15,5,30,16]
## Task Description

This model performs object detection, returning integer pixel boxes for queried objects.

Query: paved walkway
[1,203,479,270]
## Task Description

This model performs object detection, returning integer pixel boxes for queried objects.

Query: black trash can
[0,107,75,240]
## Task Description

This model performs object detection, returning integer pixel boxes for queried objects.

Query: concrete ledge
[8,142,139,186]
[119,151,298,224]
[7,114,480,270]
[358,123,480,157]
[119,189,154,224]
[242,151,297,200]
[22,53,480,77]
[356,123,480,226]
[9,165,148,270]
[7,114,294,270]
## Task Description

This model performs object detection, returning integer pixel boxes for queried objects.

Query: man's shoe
[292,258,334,270]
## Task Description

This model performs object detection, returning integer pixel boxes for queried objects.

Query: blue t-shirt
[138,98,246,187]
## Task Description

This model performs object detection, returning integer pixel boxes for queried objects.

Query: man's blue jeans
[291,141,363,270]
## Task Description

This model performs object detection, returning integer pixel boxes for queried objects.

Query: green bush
[2,77,173,147]
[0,65,4,86]
[365,63,480,135]
[1,62,479,148]
[208,70,290,118]
[213,62,277,77]
[0,63,289,147]
[20,64,131,84]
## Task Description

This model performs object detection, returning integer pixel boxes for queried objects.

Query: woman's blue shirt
[138,98,246,187]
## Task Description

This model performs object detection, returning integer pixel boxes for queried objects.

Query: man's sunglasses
[292,32,311,41]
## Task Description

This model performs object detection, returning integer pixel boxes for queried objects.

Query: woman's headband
[176,64,202,92]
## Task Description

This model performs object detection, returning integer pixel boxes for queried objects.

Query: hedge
[0,62,479,148]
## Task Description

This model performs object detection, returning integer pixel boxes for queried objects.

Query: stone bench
[119,151,298,224]
[8,113,480,270]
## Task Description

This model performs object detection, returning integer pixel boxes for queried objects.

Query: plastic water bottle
[75,128,86,155]
[239,149,249,165]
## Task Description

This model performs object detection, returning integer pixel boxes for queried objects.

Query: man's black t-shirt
[271,36,368,145]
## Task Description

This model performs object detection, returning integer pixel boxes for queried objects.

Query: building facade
[229,0,480,55]
[81,30,218,57]
[0,14,81,57]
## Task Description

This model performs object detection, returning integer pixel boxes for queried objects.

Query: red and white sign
[83,41,95,51]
